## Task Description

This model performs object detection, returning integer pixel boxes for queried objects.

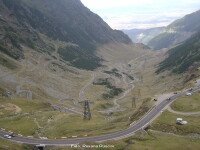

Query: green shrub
[58,46,101,70]
[93,78,123,99]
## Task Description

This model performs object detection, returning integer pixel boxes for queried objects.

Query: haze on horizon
[81,0,200,30]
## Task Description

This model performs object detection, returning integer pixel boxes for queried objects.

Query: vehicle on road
[174,92,177,94]
[4,135,12,139]
[186,92,193,96]
[167,98,171,100]
[40,137,48,140]
[188,88,193,91]
[9,133,16,137]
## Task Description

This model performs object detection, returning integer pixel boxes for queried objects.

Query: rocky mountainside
[156,31,200,74]
[0,0,131,70]
[148,10,200,50]
[122,27,165,44]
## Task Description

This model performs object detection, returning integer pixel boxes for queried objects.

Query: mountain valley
[0,0,200,150]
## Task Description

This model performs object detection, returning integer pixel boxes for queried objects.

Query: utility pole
[138,89,141,98]
[143,58,147,69]
[140,75,143,83]
[132,97,136,108]
[83,100,91,120]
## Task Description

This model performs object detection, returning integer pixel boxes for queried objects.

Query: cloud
[81,0,200,29]
[81,0,200,10]
[102,9,197,29]
[81,0,155,10]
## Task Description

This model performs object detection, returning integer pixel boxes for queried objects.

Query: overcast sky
[81,0,200,30]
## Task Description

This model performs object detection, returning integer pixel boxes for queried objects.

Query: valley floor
[0,43,200,149]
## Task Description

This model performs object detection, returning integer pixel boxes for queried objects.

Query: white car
[40,137,48,139]
[4,135,12,139]
[186,92,192,96]
[177,121,188,125]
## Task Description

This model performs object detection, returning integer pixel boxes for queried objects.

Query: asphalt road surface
[0,86,199,146]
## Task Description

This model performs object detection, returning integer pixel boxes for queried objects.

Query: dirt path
[167,106,200,116]
[128,53,150,66]
[79,73,95,100]
[34,118,42,129]
[58,99,83,114]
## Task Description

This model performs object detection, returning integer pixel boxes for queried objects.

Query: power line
[83,99,91,120]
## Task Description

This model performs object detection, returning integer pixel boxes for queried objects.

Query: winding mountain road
[167,106,200,116]
[58,99,83,115]
[79,73,95,100]
[100,61,140,114]
[1,85,199,146]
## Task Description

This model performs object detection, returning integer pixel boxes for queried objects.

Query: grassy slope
[148,32,181,50]
[0,55,18,70]
[156,32,200,74]
[0,98,51,136]
[125,131,200,150]
[171,92,200,112]
[0,138,33,150]
[152,110,200,135]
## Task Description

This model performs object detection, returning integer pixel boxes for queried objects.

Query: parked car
[177,121,188,125]
[174,92,177,94]
[167,98,171,100]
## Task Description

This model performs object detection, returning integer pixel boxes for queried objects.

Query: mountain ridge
[0,0,132,70]
[122,27,165,44]
[148,10,200,50]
